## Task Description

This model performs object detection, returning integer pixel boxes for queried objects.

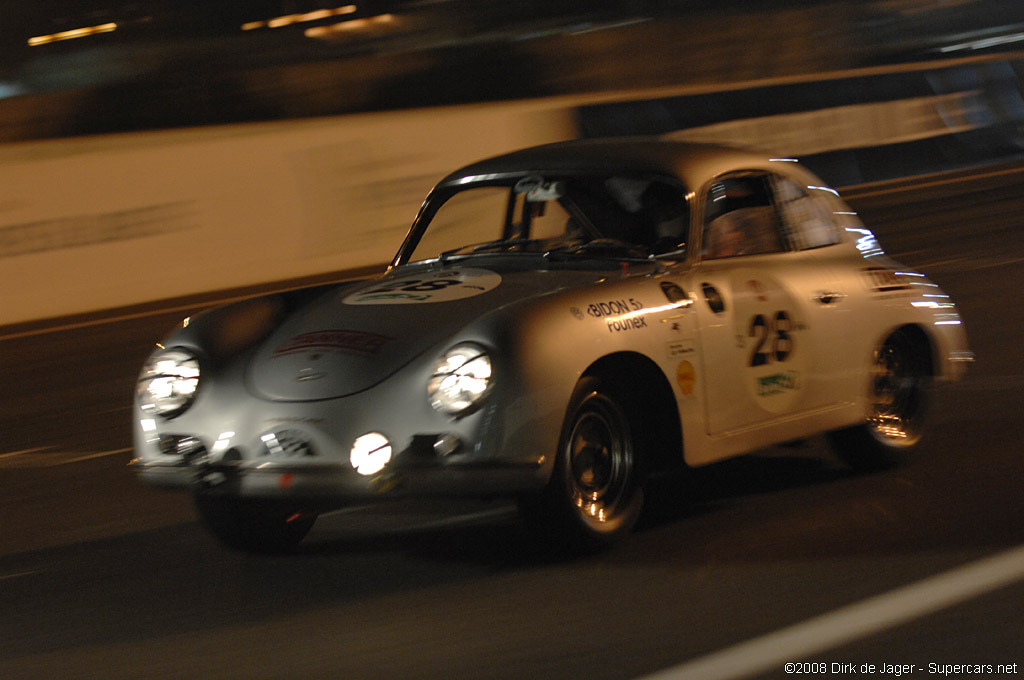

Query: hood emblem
[296,367,325,382]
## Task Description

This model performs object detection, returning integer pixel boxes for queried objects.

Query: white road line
[637,544,1024,680]
[0,571,36,582]
[54,448,132,465]
[0,447,131,468]
[0,446,49,459]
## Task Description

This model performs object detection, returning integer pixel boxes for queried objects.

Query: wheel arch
[581,351,684,475]
[880,323,935,376]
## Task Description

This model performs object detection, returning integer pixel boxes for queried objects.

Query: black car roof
[435,137,777,190]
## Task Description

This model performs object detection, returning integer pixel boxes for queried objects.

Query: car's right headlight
[427,342,493,416]
[136,348,201,418]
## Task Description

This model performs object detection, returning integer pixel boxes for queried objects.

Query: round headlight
[428,343,493,415]
[137,348,201,417]
[350,432,392,476]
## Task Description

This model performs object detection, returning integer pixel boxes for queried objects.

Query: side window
[773,176,843,250]
[575,176,689,253]
[635,179,689,254]
[702,174,784,259]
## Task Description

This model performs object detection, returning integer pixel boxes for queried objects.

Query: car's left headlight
[137,347,201,418]
[428,342,493,415]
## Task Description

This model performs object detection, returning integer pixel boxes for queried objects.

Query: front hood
[247,259,619,401]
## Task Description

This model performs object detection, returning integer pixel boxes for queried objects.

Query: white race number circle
[731,271,806,413]
[343,268,502,305]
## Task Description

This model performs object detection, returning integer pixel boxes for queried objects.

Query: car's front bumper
[131,445,547,505]
[131,385,556,505]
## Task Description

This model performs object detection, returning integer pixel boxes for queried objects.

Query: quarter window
[773,177,843,250]
[702,174,784,259]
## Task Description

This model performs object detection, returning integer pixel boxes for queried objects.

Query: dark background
[2,0,1023,141]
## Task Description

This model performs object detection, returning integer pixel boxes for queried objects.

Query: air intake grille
[259,429,315,458]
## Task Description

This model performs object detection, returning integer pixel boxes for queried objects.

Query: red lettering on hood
[274,330,392,357]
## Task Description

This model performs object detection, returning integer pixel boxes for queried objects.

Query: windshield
[400,174,689,265]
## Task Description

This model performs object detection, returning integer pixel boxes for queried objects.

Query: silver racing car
[132,139,972,552]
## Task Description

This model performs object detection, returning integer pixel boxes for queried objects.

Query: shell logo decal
[343,268,502,305]
[676,360,697,397]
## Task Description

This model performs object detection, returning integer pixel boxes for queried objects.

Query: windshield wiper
[440,237,532,259]
[544,239,651,261]
[472,236,532,253]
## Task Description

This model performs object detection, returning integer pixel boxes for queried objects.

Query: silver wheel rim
[565,394,634,526]
[867,335,927,446]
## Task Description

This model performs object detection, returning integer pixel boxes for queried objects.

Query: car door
[686,171,852,436]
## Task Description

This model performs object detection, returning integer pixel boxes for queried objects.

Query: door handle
[814,291,846,305]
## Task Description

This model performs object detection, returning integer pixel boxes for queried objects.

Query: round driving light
[137,348,201,417]
[428,343,493,415]
[350,432,392,476]
[433,433,462,457]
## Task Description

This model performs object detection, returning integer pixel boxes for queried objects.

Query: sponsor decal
[746,279,769,302]
[667,340,696,358]
[757,370,800,397]
[586,298,643,318]
[676,360,697,396]
[606,315,647,333]
[582,297,650,333]
[274,329,392,357]
[343,268,501,304]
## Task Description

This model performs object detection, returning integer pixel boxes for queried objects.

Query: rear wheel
[829,328,931,471]
[523,376,645,551]
[194,496,317,553]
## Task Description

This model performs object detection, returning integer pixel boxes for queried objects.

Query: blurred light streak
[846,227,883,257]
[28,22,117,47]
[940,31,1024,53]
[242,5,356,31]
[568,18,648,36]
[0,571,37,582]
[0,82,26,99]
[305,14,394,38]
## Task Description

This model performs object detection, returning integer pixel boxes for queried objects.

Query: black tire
[194,496,317,554]
[828,328,931,472]
[523,376,645,551]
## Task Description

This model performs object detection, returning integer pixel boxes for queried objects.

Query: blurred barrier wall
[3,57,1024,327]
[578,58,1024,186]
[0,102,574,326]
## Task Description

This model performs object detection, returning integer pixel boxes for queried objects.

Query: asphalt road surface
[1,164,1022,680]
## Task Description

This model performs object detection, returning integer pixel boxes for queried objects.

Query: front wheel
[829,328,931,471]
[194,496,317,553]
[522,376,645,551]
